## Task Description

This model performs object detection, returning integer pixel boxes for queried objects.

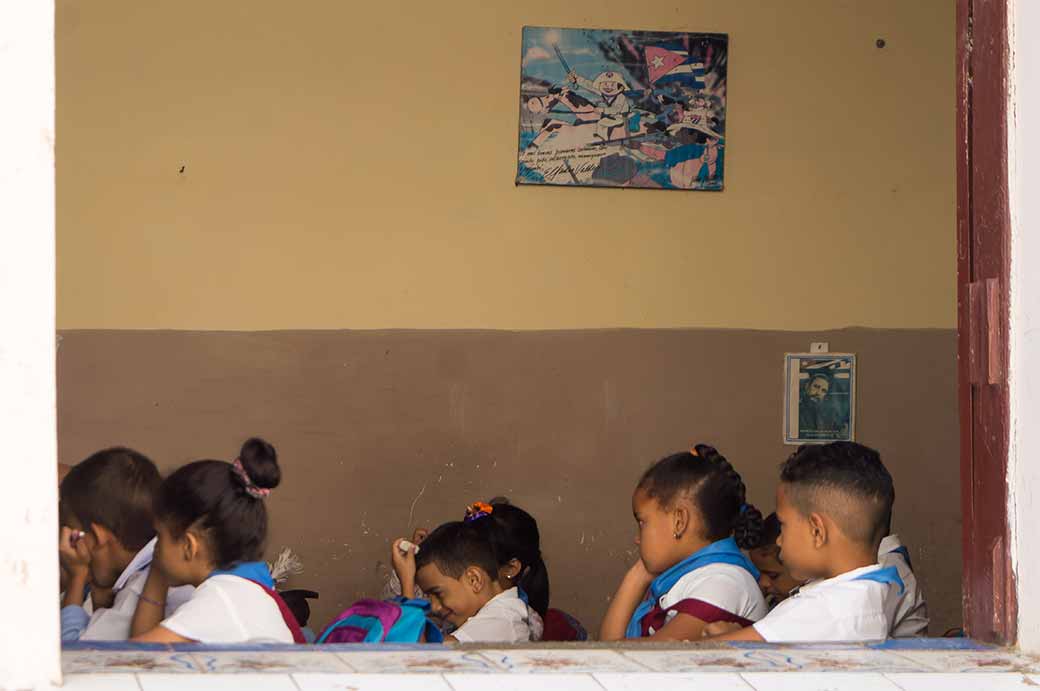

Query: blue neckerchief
[888,545,914,572]
[517,586,529,605]
[853,565,905,594]
[210,561,275,589]
[625,537,759,639]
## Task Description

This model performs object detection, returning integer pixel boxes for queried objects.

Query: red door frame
[957,0,1016,644]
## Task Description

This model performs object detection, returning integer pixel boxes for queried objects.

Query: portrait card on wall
[784,353,857,445]
[517,26,727,190]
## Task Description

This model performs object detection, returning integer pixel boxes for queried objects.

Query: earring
[673,532,681,540]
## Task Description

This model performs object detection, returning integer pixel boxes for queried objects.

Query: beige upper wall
[57,0,955,331]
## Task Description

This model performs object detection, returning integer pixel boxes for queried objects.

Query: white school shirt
[452,587,543,643]
[160,575,293,643]
[79,538,194,641]
[753,564,900,643]
[879,535,929,637]
[648,563,768,635]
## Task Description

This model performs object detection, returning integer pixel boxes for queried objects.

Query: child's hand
[624,558,655,588]
[392,538,418,577]
[59,526,91,580]
[392,538,418,599]
[703,621,741,638]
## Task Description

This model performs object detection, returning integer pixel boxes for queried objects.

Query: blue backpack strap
[853,566,905,594]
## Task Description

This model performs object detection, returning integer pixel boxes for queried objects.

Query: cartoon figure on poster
[783,354,857,444]
[517,27,727,190]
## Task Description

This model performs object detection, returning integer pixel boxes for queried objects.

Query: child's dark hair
[59,447,161,552]
[156,438,281,569]
[415,521,499,579]
[637,444,763,549]
[472,500,550,617]
[779,441,894,547]
[751,513,781,551]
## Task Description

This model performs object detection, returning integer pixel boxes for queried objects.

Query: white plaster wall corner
[0,0,61,687]
[1010,0,1040,654]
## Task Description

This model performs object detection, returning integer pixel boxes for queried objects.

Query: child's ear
[499,558,522,582]
[464,566,487,593]
[673,505,690,539]
[183,530,201,562]
[808,513,827,548]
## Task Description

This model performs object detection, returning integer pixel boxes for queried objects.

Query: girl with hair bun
[130,438,304,643]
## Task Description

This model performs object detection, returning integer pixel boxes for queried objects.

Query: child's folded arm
[600,560,654,641]
[130,566,169,638]
[60,605,90,642]
[130,626,194,644]
[643,612,710,641]
[702,623,766,642]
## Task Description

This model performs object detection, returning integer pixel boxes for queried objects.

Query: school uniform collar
[113,537,156,592]
[209,561,276,589]
[800,564,884,593]
[878,534,902,554]
[487,587,521,605]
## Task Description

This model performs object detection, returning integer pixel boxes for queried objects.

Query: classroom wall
[56,0,955,332]
[56,0,960,635]
[57,328,960,636]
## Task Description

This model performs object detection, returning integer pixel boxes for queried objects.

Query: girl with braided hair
[600,444,768,641]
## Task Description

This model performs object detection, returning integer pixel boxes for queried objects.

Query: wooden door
[957,0,1015,644]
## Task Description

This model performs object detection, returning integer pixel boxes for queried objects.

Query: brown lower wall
[56,328,961,636]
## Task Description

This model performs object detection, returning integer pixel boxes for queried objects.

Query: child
[748,513,803,607]
[599,444,768,641]
[471,500,548,619]
[58,447,194,641]
[392,520,540,643]
[475,498,586,641]
[880,530,929,636]
[705,442,904,642]
[129,438,304,643]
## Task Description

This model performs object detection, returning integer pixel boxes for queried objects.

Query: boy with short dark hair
[391,520,541,643]
[59,447,193,640]
[706,442,903,642]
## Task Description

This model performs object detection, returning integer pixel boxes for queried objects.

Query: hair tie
[739,503,750,514]
[232,458,270,499]
[464,502,494,522]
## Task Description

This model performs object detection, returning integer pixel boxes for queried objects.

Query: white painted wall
[1010,0,1040,654]
[0,0,60,687]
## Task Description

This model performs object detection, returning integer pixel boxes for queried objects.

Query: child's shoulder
[670,562,760,592]
[799,566,895,604]
[662,562,765,614]
[454,589,537,644]
[480,588,529,619]
[194,574,269,601]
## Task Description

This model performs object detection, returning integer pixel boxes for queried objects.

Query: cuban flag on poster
[645,44,706,89]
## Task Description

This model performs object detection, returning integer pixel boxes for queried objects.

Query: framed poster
[517,26,728,190]
[783,353,857,445]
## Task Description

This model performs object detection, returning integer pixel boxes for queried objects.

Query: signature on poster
[517,26,728,190]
